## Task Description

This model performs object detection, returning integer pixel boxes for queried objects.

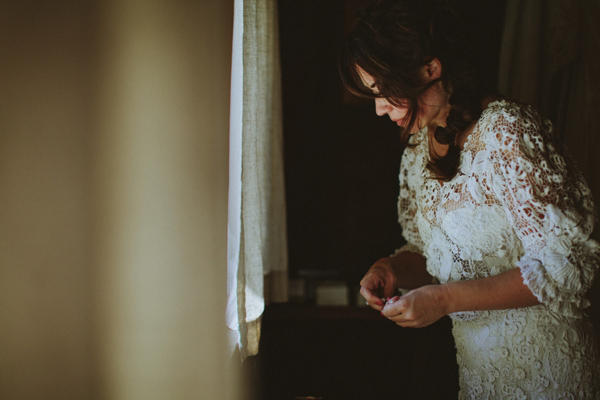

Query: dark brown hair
[339,0,483,181]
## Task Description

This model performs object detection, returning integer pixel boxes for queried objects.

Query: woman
[340,0,600,398]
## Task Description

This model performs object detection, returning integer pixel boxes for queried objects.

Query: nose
[375,97,390,116]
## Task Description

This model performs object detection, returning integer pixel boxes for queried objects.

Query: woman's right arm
[361,137,429,310]
[360,250,431,310]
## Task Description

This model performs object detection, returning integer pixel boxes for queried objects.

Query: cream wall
[0,0,235,399]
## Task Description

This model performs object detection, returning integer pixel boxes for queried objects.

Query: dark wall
[279,0,507,285]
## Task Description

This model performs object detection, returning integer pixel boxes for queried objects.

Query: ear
[421,58,442,83]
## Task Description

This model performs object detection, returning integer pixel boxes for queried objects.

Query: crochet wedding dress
[396,100,600,399]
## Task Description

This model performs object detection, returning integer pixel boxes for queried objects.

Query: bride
[340,0,600,398]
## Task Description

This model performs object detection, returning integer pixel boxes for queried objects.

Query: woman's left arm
[381,268,539,328]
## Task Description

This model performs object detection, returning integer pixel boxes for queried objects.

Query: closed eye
[369,83,381,95]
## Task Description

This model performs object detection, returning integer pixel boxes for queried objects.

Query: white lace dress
[396,100,600,399]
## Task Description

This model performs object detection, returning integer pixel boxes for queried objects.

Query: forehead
[356,66,376,88]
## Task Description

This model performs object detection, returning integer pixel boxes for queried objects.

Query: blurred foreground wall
[0,0,234,399]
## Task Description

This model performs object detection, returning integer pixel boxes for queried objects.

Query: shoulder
[475,99,555,154]
[479,99,553,136]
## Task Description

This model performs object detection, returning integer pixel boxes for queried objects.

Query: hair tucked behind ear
[339,0,484,181]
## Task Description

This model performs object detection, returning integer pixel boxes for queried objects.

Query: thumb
[381,295,401,316]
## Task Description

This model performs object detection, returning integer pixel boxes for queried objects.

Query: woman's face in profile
[356,64,450,134]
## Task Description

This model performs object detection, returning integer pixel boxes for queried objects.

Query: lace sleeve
[483,103,600,317]
[392,139,426,257]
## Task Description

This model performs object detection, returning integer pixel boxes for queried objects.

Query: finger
[396,319,423,328]
[389,308,425,327]
[368,299,385,310]
[360,286,384,309]
[359,267,383,287]
[389,312,415,325]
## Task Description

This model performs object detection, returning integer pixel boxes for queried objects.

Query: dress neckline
[433,99,508,186]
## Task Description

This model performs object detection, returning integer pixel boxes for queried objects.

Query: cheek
[391,106,408,118]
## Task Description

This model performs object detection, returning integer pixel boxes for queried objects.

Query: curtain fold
[227,0,288,360]
[498,0,600,234]
[498,0,600,344]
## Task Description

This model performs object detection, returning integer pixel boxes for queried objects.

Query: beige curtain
[498,0,600,338]
[0,0,237,398]
[227,0,288,360]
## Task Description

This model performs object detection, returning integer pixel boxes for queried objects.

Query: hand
[381,285,449,328]
[360,258,397,311]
